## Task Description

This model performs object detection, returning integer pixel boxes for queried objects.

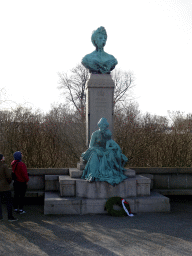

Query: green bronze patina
[81,118,128,186]
[82,27,118,74]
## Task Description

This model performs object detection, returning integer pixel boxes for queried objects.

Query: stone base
[44,168,170,215]
[59,175,151,198]
[44,191,170,215]
[76,177,138,198]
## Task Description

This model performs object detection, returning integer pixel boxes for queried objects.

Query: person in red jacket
[11,151,29,214]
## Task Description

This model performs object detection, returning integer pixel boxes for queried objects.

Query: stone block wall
[9,167,192,197]
[132,167,192,195]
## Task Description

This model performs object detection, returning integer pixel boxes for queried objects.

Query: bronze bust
[82,27,118,74]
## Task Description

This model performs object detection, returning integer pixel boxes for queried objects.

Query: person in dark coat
[11,151,29,214]
[0,153,18,221]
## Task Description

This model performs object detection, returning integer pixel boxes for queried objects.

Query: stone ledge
[86,74,115,88]
[25,168,69,175]
[136,175,151,184]
[45,175,59,180]
[135,192,170,212]
[45,175,68,192]
[44,192,81,214]
[59,176,76,184]
[69,168,83,178]
[154,189,192,196]
[131,167,192,174]
[44,192,170,214]
[136,175,151,196]
[140,174,154,189]
[124,168,136,177]
[59,176,77,197]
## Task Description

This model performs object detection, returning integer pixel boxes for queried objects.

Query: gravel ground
[0,196,192,256]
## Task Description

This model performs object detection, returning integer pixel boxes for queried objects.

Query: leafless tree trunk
[58,64,89,122]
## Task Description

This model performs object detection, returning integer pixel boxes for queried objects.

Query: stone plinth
[85,74,115,146]
[76,178,137,198]
[59,176,76,197]
[124,168,136,177]
[59,174,151,198]
[69,168,83,178]
[44,192,170,215]
[44,192,81,215]
[45,175,59,191]
[135,192,170,212]
[44,169,170,215]
[136,175,151,196]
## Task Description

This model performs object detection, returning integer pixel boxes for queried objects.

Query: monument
[82,26,117,146]
[44,27,170,215]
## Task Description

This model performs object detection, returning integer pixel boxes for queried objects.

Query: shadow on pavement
[0,196,192,256]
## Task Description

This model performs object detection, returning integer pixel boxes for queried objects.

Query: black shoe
[8,216,18,222]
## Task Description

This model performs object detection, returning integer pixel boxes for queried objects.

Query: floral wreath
[104,197,134,217]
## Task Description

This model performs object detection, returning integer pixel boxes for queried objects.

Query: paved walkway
[0,197,192,256]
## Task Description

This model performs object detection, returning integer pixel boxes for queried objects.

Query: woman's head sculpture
[91,26,107,48]
[98,118,109,132]
[81,26,118,74]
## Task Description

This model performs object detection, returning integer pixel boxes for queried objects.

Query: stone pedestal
[44,168,170,215]
[85,74,115,146]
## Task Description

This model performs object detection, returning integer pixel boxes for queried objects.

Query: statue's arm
[89,132,97,148]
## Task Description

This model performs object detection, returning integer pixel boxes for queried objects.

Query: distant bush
[1,104,192,168]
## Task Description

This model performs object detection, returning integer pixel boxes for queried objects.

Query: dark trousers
[0,190,13,218]
[13,181,27,210]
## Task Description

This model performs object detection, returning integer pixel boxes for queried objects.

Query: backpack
[12,162,19,181]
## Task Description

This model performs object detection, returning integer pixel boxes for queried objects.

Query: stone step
[45,175,69,191]
[136,175,151,196]
[154,189,192,196]
[59,176,76,197]
[124,168,136,177]
[69,168,83,178]
[44,192,81,215]
[44,191,170,215]
[59,175,151,198]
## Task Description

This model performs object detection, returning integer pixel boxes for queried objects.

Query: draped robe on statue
[81,123,128,186]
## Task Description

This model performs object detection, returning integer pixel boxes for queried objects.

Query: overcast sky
[1,0,192,123]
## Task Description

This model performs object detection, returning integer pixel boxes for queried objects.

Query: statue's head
[98,117,109,132]
[91,26,107,49]
[105,129,112,140]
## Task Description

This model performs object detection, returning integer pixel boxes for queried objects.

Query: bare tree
[58,64,135,119]
[58,64,89,122]
[168,110,192,133]
[111,69,135,107]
